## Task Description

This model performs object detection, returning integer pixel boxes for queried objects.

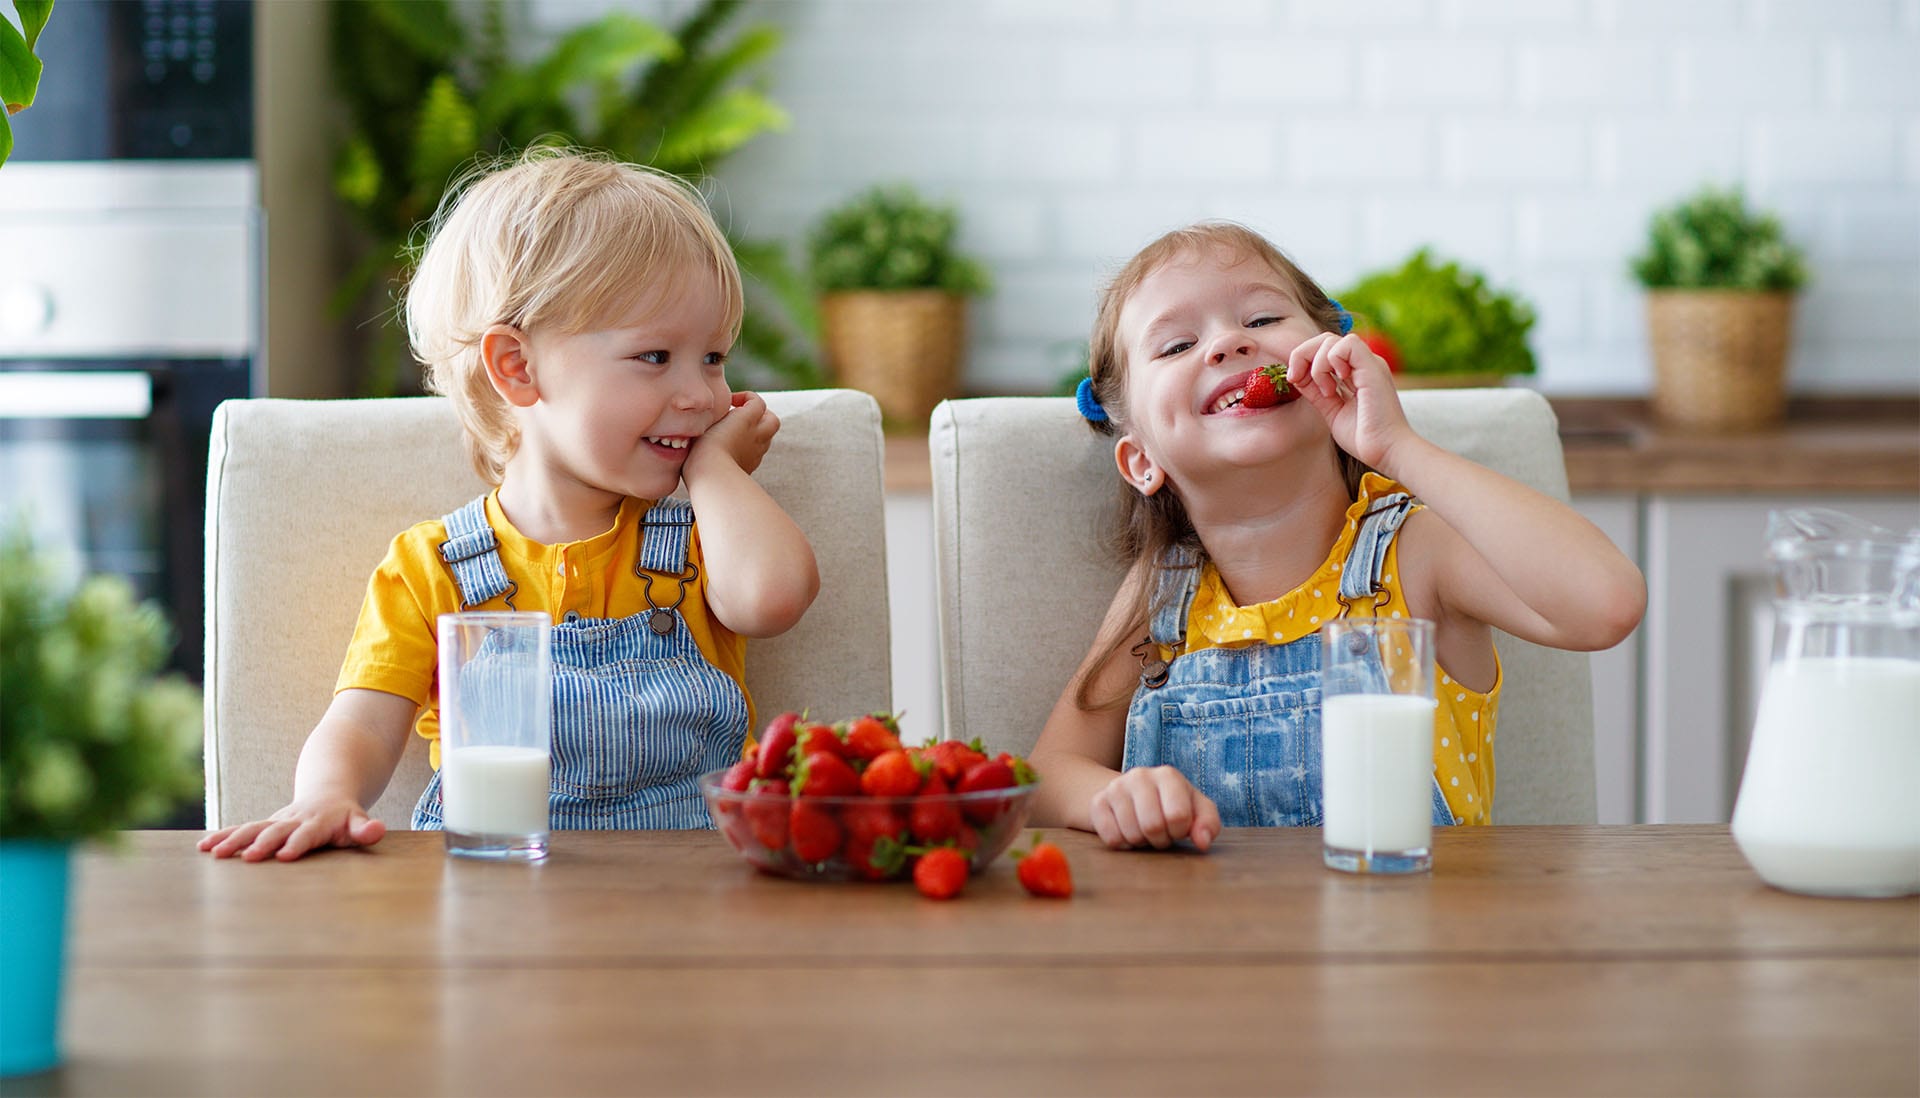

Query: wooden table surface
[28,826,1920,1097]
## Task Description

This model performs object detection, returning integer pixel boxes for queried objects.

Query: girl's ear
[1114,434,1165,496]
[480,324,539,408]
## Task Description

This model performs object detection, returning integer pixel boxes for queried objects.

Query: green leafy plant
[1337,249,1537,378]
[0,0,53,167]
[1631,185,1809,292]
[330,0,822,395]
[808,184,992,296]
[1,525,202,841]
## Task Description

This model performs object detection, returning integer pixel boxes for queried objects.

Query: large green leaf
[15,0,50,49]
[668,24,783,129]
[482,13,677,127]
[410,73,478,192]
[653,87,787,174]
[366,0,465,65]
[1,14,44,113]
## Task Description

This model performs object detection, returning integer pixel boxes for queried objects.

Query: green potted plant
[1,0,53,167]
[329,0,821,395]
[1336,248,1537,388]
[808,183,992,429]
[0,526,202,1078]
[1630,185,1809,431]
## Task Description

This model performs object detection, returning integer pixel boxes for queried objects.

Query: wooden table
[29,827,1920,1097]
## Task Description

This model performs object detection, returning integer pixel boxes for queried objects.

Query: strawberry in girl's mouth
[1210,364,1296,414]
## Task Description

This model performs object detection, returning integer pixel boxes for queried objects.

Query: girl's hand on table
[198,798,387,862]
[1090,765,1221,851]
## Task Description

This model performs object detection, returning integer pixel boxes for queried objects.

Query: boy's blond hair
[405,147,744,484]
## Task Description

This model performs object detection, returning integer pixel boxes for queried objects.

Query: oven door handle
[0,372,153,419]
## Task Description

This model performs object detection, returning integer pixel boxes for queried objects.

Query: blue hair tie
[1327,297,1354,335]
[1075,376,1108,423]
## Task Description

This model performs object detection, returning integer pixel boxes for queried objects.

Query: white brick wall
[572,0,1920,395]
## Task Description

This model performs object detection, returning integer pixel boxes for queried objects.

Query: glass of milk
[1320,617,1437,875]
[438,612,552,861]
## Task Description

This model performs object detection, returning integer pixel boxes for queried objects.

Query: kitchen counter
[882,395,1920,495]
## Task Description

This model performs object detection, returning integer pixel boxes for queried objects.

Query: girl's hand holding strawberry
[1284,331,1417,474]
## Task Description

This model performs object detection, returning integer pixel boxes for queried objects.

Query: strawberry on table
[1013,832,1074,899]
[913,846,970,900]
[1240,363,1294,409]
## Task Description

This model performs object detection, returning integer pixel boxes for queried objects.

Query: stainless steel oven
[1,0,257,680]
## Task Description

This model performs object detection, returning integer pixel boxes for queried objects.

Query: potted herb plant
[0,526,202,1078]
[1336,248,1537,388]
[808,184,992,429]
[1630,185,1809,431]
[1,0,54,167]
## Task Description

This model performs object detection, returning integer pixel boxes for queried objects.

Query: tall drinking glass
[438,612,552,861]
[1320,617,1437,875]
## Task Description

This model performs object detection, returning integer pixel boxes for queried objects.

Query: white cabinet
[1639,494,1919,824]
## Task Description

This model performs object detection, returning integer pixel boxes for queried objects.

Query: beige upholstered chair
[929,391,1597,825]
[203,389,892,829]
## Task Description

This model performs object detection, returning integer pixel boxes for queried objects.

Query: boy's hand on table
[1090,765,1221,851]
[198,798,388,862]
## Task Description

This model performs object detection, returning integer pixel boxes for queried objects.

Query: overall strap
[637,498,696,575]
[1337,491,1415,610]
[438,495,516,610]
[1146,544,1205,648]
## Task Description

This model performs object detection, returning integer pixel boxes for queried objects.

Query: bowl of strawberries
[700,711,1040,883]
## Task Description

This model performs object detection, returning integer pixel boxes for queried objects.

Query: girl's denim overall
[1120,491,1456,829]
[412,497,748,830]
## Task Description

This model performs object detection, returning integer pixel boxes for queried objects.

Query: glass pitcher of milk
[1730,509,1920,897]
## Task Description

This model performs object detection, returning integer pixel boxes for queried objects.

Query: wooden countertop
[42,827,1920,1096]
[884,395,1919,495]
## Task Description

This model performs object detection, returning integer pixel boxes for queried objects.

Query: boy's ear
[480,324,539,408]
[1114,434,1165,496]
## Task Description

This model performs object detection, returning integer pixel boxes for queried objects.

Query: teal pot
[0,840,73,1077]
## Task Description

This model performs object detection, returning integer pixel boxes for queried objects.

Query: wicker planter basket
[1645,290,1795,432]
[819,289,967,429]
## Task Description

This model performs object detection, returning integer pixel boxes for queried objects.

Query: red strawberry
[743,779,790,851]
[1361,329,1401,373]
[1241,363,1293,409]
[843,715,902,760]
[910,774,964,843]
[913,846,970,900]
[794,750,861,798]
[789,800,844,863]
[754,713,802,780]
[1013,832,1074,898]
[860,749,924,798]
[956,758,1017,825]
[713,758,755,820]
[927,739,987,784]
[841,802,908,880]
[797,721,847,759]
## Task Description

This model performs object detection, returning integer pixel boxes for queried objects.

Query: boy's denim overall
[412,497,747,831]
[1120,491,1456,829]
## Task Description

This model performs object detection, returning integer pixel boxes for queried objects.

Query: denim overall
[412,497,748,831]
[1120,491,1457,829]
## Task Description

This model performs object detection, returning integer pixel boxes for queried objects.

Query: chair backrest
[929,390,1597,825]
[203,389,892,828]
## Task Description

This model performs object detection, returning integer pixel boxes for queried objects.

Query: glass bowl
[698,768,1039,882]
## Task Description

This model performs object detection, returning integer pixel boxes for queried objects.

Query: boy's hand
[197,798,387,862]
[1285,332,1417,473]
[687,391,779,479]
[1089,765,1221,851]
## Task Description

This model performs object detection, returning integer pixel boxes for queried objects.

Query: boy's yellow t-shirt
[335,492,750,769]
[1171,473,1501,824]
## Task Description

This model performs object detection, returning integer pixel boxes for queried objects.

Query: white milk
[443,745,551,836]
[1731,656,1920,896]
[1322,694,1437,853]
